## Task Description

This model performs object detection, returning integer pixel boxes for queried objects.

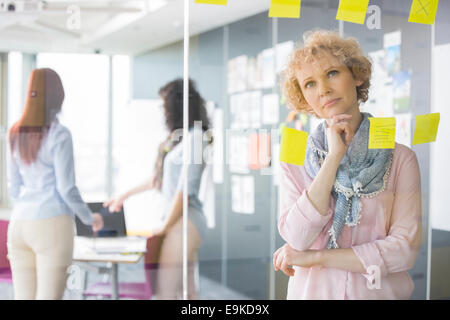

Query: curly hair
[282,29,372,117]
[159,78,210,133]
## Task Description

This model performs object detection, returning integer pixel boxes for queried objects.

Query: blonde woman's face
[295,52,363,119]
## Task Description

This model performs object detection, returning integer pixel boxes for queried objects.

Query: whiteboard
[430,44,450,231]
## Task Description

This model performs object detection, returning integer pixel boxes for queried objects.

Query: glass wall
[0,0,448,301]
[183,0,445,300]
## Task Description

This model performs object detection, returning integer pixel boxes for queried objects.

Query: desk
[73,236,147,300]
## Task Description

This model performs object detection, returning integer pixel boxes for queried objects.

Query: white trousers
[7,214,74,300]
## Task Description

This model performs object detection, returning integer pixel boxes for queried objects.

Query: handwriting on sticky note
[195,0,227,5]
[408,0,439,25]
[269,0,301,19]
[369,117,396,149]
[280,126,308,166]
[336,0,370,24]
[412,113,440,145]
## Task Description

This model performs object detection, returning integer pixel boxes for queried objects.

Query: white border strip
[182,0,190,301]
[426,23,435,301]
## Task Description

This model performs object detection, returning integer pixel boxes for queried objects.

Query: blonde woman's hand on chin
[326,114,354,162]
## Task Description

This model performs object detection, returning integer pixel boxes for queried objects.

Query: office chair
[0,220,12,284]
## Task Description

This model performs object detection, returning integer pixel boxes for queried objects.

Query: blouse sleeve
[278,161,334,251]
[6,142,23,201]
[51,127,93,225]
[352,150,422,278]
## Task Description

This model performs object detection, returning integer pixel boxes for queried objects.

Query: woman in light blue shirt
[7,68,103,300]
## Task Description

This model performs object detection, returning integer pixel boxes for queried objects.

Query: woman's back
[8,121,93,225]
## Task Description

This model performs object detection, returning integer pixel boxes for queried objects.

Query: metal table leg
[111,263,119,300]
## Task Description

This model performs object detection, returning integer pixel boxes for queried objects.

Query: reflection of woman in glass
[273,30,421,299]
[104,78,211,299]
[7,68,103,300]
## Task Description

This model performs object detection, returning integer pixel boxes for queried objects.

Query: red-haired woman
[7,68,104,300]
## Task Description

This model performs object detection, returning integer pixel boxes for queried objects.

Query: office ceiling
[0,0,271,55]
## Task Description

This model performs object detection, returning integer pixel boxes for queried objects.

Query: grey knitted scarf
[304,112,393,249]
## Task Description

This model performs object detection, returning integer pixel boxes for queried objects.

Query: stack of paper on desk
[75,236,147,255]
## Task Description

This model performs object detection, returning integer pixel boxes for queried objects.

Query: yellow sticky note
[412,113,440,145]
[336,0,370,24]
[195,0,227,5]
[408,0,439,25]
[269,0,301,18]
[280,126,308,166]
[369,117,396,149]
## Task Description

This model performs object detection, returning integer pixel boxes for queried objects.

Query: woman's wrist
[315,249,327,268]
[120,193,129,202]
[325,153,343,167]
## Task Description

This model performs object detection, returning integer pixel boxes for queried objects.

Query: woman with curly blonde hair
[273,30,422,299]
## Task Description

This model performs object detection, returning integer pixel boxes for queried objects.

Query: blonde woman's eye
[305,81,315,88]
[328,70,339,77]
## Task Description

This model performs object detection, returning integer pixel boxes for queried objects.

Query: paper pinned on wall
[195,0,227,5]
[368,117,396,149]
[336,0,370,24]
[384,31,402,78]
[262,93,280,124]
[259,132,271,169]
[247,57,258,90]
[249,133,260,171]
[248,132,272,171]
[230,93,251,129]
[213,108,224,183]
[228,132,250,174]
[369,49,388,80]
[249,91,262,128]
[231,175,255,214]
[269,0,301,19]
[364,82,394,117]
[395,113,412,148]
[228,55,248,94]
[362,50,394,117]
[261,48,276,88]
[408,0,439,25]
[393,70,412,114]
[280,126,308,166]
[412,113,440,145]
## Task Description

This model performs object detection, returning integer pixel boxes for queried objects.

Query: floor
[0,259,251,300]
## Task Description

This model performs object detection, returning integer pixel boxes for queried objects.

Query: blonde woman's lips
[324,98,340,108]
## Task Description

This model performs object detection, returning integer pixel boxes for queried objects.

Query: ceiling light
[146,0,167,13]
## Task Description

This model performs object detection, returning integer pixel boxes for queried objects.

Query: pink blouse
[278,143,422,300]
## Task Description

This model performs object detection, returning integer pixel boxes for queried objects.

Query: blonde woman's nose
[318,80,332,96]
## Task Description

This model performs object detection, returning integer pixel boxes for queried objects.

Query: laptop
[75,202,127,238]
